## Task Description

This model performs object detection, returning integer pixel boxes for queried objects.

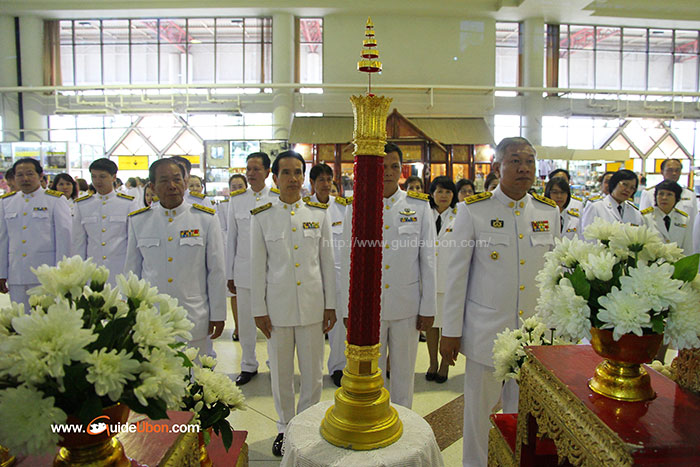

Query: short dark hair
[5,167,14,180]
[271,151,306,176]
[599,171,615,190]
[309,163,334,182]
[13,157,42,175]
[429,176,458,209]
[384,142,403,164]
[150,158,186,183]
[115,177,123,186]
[76,178,89,192]
[50,173,79,199]
[548,168,570,182]
[229,173,247,188]
[485,172,499,190]
[405,176,423,191]
[170,155,192,175]
[455,178,475,195]
[544,177,571,209]
[495,137,535,164]
[89,158,118,175]
[246,152,271,170]
[660,158,682,171]
[655,180,682,204]
[608,169,638,194]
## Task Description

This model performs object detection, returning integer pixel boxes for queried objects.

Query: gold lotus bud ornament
[357,17,382,86]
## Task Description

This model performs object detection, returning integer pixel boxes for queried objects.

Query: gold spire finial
[357,17,382,93]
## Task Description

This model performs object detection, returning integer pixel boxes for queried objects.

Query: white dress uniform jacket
[124,201,226,342]
[250,198,336,326]
[560,208,581,239]
[640,185,697,230]
[642,206,693,254]
[72,191,135,283]
[580,194,643,237]
[442,186,561,365]
[216,197,230,246]
[0,188,72,285]
[434,206,457,328]
[568,195,584,214]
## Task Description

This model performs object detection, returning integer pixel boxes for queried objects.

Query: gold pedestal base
[320,343,403,450]
[54,437,130,467]
[588,359,655,402]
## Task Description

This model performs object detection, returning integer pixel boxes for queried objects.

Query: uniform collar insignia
[399,208,416,216]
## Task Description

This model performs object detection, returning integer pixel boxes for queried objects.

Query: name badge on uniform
[674,222,687,228]
[400,216,417,223]
[303,222,320,229]
[180,229,200,238]
[399,208,416,216]
[491,219,504,228]
[332,221,342,227]
[531,220,550,232]
[33,207,48,211]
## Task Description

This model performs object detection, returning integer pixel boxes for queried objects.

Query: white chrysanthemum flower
[184,347,200,363]
[30,255,97,299]
[690,274,700,294]
[639,241,684,264]
[27,293,55,311]
[543,279,591,341]
[1,300,95,385]
[116,272,160,305]
[597,288,651,340]
[618,263,682,313]
[665,284,700,349]
[609,223,663,255]
[133,304,177,349]
[0,302,24,336]
[192,367,245,409]
[85,349,140,401]
[492,328,525,382]
[0,385,67,456]
[153,296,194,341]
[580,250,618,281]
[535,255,562,290]
[583,217,619,243]
[200,355,217,369]
[135,347,188,409]
[91,265,110,286]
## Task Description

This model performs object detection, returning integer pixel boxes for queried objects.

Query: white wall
[323,15,495,86]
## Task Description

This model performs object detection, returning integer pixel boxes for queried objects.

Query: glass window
[299,18,323,84]
[647,53,673,91]
[595,50,620,89]
[217,44,244,83]
[188,18,216,44]
[495,22,519,87]
[569,49,594,88]
[101,20,129,44]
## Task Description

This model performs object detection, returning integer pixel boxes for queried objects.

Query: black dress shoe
[235,370,258,386]
[331,370,343,387]
[425,372,437,381]
[232,332,239,342]
[386,370,390,379]
[272,433,284,457]
[435,370,448,384]
[419,332,427,342]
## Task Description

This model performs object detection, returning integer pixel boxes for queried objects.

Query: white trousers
[326,306,347,375]
[378,316,419,409]
[268,322,324,433]
[236,288,259,373]
[9,283,37,312]
[462,359,518,467]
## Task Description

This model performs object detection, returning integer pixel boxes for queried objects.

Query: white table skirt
[281,400,444,467]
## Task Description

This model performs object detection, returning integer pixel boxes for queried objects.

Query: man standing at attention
[250,151,336,457]
[124,158,226,355]
[0,158,72,310]
[73,158,135,285]
[226,152,279,386]
[441,137,560,467]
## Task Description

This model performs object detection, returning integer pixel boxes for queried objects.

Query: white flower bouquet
[181,348,246,451]
[493,315,573,383]
[535,218,700,348]
[0,256,194,456]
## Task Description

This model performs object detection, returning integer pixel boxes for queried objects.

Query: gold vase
[197,428,212,467]
[54,404,130,467]
[589,328,664,402]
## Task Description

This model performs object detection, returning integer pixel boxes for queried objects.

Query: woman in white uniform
[426,176,457,383]
[580,169,643,237]
[641,180,693,254]
[544,177,580,239]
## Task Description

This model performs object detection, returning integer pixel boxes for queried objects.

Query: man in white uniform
[307,163,350,387]
[0,158,72,310]
[73,158,135,285]
[226,152,280,386]
[340,142,437,409]
[250,151,336,457]
[640,159,697,232]
[124,158,226,355]
[441,137,560,467]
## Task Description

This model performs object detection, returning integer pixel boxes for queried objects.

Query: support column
[0,15,20,141]
[19,16,48,142]
[521,17,544,146]
[272,12,294,141]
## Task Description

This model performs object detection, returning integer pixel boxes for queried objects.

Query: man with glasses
[640,159,696,231]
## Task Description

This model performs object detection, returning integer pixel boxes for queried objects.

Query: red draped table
[514,345,700,466]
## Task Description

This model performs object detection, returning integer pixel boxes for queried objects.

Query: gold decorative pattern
[464,192,492,205]
[350,95,392,157]
[162,431,199,466]
[345,342,381,362]
[488,426,516,467]
[516,358,634,466]
[236,443,249,467]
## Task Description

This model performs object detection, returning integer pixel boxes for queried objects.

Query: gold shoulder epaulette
[302,196,311,202]
[270,187,280,195]
[128,206,151,217]
[45,189,63,198]
[193,203,215,215]
[587,195,602,202]
[306,200,329,209]
[335,196,352,206]
[76,193,93,203]
[407,191,429,201]
[117,193,134,201]
[640,207,654,215]
[571,195,583,201]
[251,202,272,215]
[464,192,492,205]
[230,188,246,197]
[566,209,580,218]
[626,201,639,210]
[675,208,689,217]
[190,192,206,199]
[219,197,229,203]
[532,193,557,208]
[0,191,16,199]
